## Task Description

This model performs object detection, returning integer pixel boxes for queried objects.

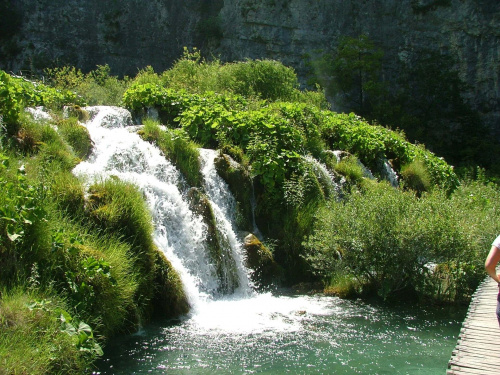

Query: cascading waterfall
[305,155,342,199]
[72,106,247,310]
[77,107,461,374]
[381,159,399,187]
[199,148,253,296]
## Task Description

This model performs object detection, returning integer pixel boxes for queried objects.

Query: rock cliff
[1,0,499,134]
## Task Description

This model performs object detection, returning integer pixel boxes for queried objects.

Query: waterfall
[199,148,253,296]
[304,155,341,199]
[381,159,399,187]
[72,106,249,311]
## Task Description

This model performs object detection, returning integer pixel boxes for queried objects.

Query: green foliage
[221,59,299,101]
[0,290,89,374]
[320,111,459,191]
[58,308,103,356]
[0,160,46,260]
[0,70,23,131]
[304,180,499,301]
[45,64,129,106]
[129,49,304,105]
[0,83,189,372]
[140,118,202,187]
[400,158,431,195]
[123,84,194,124]
[0,70,80,137]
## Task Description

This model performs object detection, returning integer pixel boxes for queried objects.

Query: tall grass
[0,288,90,374]
[140,118,202,187]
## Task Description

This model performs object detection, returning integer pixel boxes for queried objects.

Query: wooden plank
[448,366,500,375]
[448,275,500,374]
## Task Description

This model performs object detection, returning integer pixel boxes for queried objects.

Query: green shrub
[304,180,496,301]
[221,59,299,101]
[400,158,431,195]
[0,159,48,286]
[320,111,459,191]
[158,48,229,94]
[0,70,23,134]
[45,64,128,106]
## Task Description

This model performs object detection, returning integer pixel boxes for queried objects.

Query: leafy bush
[1,70,81,137]
[304,180,499,301]
[45,64,128,106]
[320,111,459,191]
[220,59,299,101]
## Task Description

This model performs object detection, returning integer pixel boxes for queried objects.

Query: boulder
[187,187,239,294]
[243,233,283,290]
[214,153,253,232]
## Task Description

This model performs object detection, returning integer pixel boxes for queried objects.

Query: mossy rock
[151,249,190,318]
[214,153,253,232]
[243,234,283,290]
[63,105,90,123]
[187,187,239,294]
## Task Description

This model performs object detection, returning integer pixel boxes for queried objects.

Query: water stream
[73,107,463,374]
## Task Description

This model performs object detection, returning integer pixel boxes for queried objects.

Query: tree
[330,35,385,116]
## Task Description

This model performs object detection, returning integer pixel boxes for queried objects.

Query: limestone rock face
[2,0,498,134]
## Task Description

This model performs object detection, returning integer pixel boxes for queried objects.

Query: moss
[86,179,154,253]
[214,153,253,231]
[151,249,189,318]
[57,117,93,159]
[50,172,85,216]
[139,120,202,188]
[187,187,239,294]
[243,234,283,289]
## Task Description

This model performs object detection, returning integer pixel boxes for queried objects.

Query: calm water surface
[95,293,465,374]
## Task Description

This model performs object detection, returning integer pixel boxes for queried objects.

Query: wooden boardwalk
[448,276,500,374]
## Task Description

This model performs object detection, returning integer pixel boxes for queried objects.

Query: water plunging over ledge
[72,107,463,374]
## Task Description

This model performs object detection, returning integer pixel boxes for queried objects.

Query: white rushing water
[73,107,219,309]
[73,106,338,335]
[199,148,253,296]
